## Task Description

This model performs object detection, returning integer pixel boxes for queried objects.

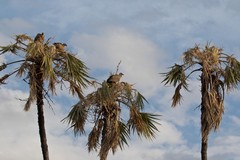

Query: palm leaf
[128,107,159,140]
[63,102,88,135]
[135,92,148,110]
[171,83,183,107]
[162,64,187,87]
[118,121,130,150]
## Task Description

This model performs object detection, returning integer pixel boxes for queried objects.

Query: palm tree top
[64,72,160,160]
[162,44,240,107]
[0,33,92,109]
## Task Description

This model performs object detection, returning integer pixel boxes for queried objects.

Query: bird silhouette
[53,42,67,52]
[34,33,44,43]
[107,73,124,84]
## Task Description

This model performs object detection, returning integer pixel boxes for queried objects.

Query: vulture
[53,42,67,52]
[34,33,44,43]
[107,73,124,84]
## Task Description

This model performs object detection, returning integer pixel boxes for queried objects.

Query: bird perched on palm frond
[107,73,124,85]
[34,33,44,43]
[53,42,67,52]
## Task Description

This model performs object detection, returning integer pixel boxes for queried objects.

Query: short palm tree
[0,33,91,160]
[64,73,160,160]
[162,44,240,160]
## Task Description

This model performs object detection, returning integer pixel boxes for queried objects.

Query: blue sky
[1,0,240,160]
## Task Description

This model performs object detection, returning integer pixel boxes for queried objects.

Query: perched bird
[107,73,124,84]
[53,42,67,52]
[34,33,44,43]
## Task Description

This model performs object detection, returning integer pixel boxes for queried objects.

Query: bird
[107,73,124,84]
[34,33,44,43]
[53,42,67,52]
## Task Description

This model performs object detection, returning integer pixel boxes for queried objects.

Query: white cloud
[230,116,240,125]
[70,27,165,98]
[208,135,240,159]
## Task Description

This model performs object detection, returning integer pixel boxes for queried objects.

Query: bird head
[119,73,124,76]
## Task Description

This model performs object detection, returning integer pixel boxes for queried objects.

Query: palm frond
[182,45,201,66]
[87,119,104,152]
[128,107,160,140]
[16,34,33,43]
[63,102,88,135]
[162,64,188,88]
[171,83,183,107]
[118,121,130,150]
[224,56,240,90]
[0,43,22,55]
[26,42,44,57]
[135,92,148,110]
[60,52,91,88]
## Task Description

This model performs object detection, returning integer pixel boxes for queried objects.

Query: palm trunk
[201,74,208,160]
[201,135,208,160]
[36,64,50,160]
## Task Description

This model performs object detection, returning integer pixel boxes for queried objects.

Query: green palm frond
[63,102,88,135]
[139,112,160,139]
[61,52,91,88]
[162,64,188,88]
[128,107,159,140]
[224,56,240,90]
[135,92,148,110]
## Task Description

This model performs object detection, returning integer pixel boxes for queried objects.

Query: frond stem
[186,68,202,79]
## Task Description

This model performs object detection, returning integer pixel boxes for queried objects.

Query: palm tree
[64,73,160,160]
[0,33,91,160]
[162,44,240,160]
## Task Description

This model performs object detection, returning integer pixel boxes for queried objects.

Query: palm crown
[0,33,91,109]
[65,73,160,160]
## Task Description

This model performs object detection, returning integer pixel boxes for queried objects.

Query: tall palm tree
[0,33,91,160]
[64,73,160,160]
[162,44,240,160]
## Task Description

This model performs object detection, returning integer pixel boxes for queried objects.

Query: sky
[1,0,240,160]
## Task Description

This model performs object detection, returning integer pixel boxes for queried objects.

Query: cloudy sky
[1,0,240,160]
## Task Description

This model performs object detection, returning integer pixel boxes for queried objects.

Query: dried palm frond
[171,83,183,107]
[63,102,88,135]
[16,34,33,43]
